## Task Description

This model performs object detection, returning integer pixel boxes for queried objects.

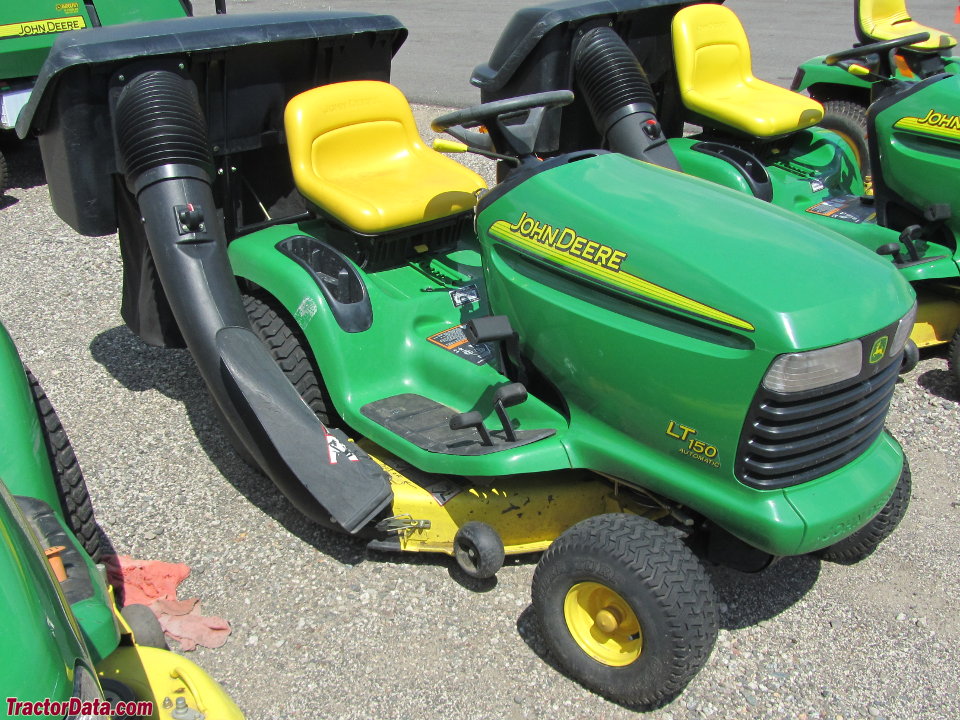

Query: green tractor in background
[792,0,958,175]
[0,318,243,717]
[16,9,915,707]
[0,0,222,192]
[471,0,960,380]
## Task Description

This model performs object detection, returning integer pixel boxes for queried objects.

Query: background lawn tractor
[0,0,230,193]
[471,0,960,380]
[0,318,243,718]
[17,10,915,707]
[792,0,959,171]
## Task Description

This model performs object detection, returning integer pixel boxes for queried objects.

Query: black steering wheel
[431,90,574,159]
[824,32,930,66]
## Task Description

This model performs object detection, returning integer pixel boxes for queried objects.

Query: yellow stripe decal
[489,219,755,331]
[0,16,86,39]
[893,111,960,143]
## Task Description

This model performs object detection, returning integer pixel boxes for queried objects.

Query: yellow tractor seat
[857,0,956,51]
[285,81,486,235]
[671,4,824,138]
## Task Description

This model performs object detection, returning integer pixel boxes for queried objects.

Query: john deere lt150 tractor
[472,0,960,381]
[0,318,243,717]
[18,11,914,706]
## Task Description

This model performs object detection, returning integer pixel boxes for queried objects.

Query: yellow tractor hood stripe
[489,220,755,332]
[893,114,960,143]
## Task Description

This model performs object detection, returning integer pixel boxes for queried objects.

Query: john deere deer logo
[869,336,888,364]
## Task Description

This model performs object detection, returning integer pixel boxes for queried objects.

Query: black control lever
[492,383,527,442]
[465,315,525,383]
[876,242,905,264]
[449,411,493,446]
[898,225,924,262]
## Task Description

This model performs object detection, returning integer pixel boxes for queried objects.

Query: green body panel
[875,73,960,241]
[0,322,119,671]
[475,154,911,554]
[0,0,188,81]
[229,224,573,477]
[0,482,85,703]
[0,2,94,81]
[794,55,873,100]
[0,322,61,510]
[85,0,188,28]
[671,127,864,214]
[794,52,959,102]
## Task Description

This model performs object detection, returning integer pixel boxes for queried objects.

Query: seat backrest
[285,80,424,204]
[856,0,957,50]
[672,4,754,99]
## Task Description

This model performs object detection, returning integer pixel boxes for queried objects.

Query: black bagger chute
[18,12,409,533]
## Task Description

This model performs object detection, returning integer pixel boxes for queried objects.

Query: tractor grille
[736,350,901,489]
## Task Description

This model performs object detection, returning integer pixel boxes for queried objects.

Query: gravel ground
[2,99,959,720]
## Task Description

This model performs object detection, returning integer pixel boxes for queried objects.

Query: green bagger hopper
[17,10,914,706]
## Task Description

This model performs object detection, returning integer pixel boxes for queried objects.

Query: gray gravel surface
[2,2,960,718]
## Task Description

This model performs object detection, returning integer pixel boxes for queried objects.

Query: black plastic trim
[276,236,373,333]
[14,496,95,605]
[736,320,902,489]
[691,141,773,201]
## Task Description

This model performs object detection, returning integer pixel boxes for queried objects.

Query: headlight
[66,665,109,720]
[890,301,917,356]
[762,340,862,393]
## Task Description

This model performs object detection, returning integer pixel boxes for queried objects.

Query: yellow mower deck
[362,441,666,557]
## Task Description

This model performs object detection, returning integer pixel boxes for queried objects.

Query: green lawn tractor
[792,0,958,168]
[0,0,226,193]
[472,0,960,380]
[17,10,915,707]
[0,319,243,718]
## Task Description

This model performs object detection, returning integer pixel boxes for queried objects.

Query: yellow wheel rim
[563,582,643,667]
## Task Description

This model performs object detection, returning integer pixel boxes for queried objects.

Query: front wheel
[818,457,911,564]
[532,514,718,708]
[818,99,870,186]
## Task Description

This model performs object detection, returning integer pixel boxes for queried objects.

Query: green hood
[481,153,915,352]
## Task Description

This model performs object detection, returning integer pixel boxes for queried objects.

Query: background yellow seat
[285,81,486,235]
[857,0,956,51]
[672,4,824,138]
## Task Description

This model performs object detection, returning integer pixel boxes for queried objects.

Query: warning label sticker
[426,324,493,366]
[806,195,876,224]
[0,15,86,39]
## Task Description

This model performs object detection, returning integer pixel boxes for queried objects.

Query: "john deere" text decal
[893,108,960,142]
[0,15,86,39]
[488,212,754,332]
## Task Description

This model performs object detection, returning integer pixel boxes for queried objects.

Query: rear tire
[242,293,336,426]
[818,457,911,564]
[0,151,8,194]
[819,99,870,183]
[532,514,718,708]
[26,367,106,562]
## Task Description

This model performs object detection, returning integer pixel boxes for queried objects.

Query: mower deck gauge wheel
[453,521,505,579]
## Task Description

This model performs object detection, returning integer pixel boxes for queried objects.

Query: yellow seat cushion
[672,4,824,138]
[285,81,486,235]
[858,0,956,51]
